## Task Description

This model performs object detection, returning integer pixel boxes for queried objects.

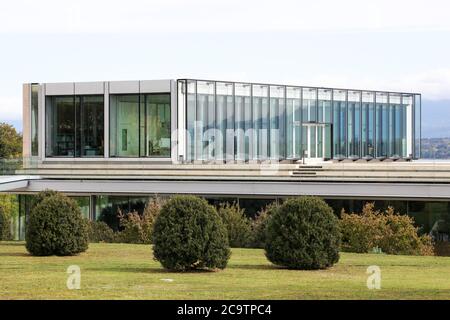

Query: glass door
[302,124,331,161]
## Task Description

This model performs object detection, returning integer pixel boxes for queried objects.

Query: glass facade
[110,94,170,157]
[46,95,104,157]
[179,79,421,161]
[13,194,450,248]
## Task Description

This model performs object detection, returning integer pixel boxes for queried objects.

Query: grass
[1,242,450,299]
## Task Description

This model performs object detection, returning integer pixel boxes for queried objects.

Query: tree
[0,123,22,158]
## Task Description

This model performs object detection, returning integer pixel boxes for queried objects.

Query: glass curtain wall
[286,87,302,159]
[403,94,414,158]
[347,91,361,158]
[318,89,332,159]
[333,90,347,158]
[414,94,421,159]
[375,92,388,158]
[216,82,234,161]
[110,94,170,157]
[46,95,104,157]
[302,88,317,122]
[270,86,285,159]
[178,79,420,161]
[361,92,375,158]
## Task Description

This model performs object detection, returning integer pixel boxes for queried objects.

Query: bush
[26,191,89,256]
[153,195,231,271]
[340,203,434,256]
[265,196,341,270]
[0,206,8,240]
[88,221,116,243]
[0,195,17,240]
[218,202,252,248]
[116,197,165,244]
[250,203,278,248]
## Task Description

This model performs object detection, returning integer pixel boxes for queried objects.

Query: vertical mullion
[360,91,363,158]
[372,92,378,158]
[300,87,303,158]
[268,86,271,160]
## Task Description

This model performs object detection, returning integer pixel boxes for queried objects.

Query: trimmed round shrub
[88,220,116,243]
[265,197,341,270]
[153,195,231,271]
[26,191,89,256]
[218,202,252,248]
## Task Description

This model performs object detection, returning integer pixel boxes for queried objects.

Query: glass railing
[0,157,41,176]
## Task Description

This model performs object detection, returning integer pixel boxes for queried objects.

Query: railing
[0,158,23,175]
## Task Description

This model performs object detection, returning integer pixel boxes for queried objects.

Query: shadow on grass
[229,264,280,271]
[0,242,26,246]
[0,252,30,257]
[85,266,242,274]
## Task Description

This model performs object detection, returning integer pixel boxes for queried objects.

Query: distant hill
[422,99,450,138]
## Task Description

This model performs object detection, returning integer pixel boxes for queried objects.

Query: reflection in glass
[302,88,317,122]
[46,96,75,157]
[110,95,139,157]
[333,90,346,157]
[348,91,361,157]
[140,94,171,157]
[181,80,417,161]
[77,96,104,157]
[270,86,285,159]
[375,93,388,157]
[31,84,39,156]
[286,87,302,158]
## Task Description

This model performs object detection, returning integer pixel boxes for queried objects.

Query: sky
[1,0,450,137]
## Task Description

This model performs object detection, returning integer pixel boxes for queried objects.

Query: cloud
[0,97,22,121]
[285,69,450,100]
[0,0,449,34]
[395,69,450,100]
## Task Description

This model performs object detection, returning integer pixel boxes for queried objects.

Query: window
[235,83,251,161]
[270,86,285,159]
[45,95,104,157]
[302,88,317,122]
[77,96,104,157]
[333,90,346,158]
[31,84,39,156]
[361,92,375,157]
[286,87,302,159]
[375,92,388,157]
[348,91,361,157]
[46,96,76,157]
[109,93,171,157]
[140,94,171,157]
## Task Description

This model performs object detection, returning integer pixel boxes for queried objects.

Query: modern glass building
[23,79,421,163]
[177,79,421,162]
[4,78,441,242]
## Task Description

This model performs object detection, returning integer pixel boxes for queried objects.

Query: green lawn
[1,242,450,299]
